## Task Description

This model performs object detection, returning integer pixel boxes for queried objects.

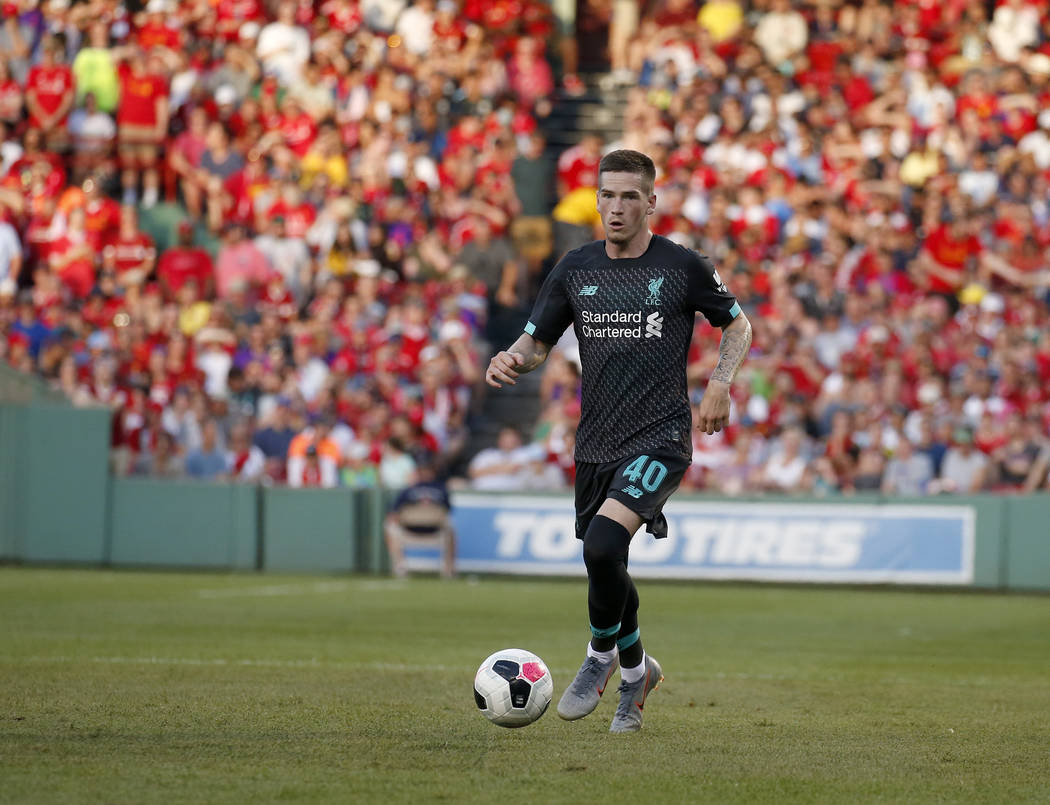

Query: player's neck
[605,230,653,260]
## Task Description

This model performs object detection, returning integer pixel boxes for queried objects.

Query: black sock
[616,577,644,667]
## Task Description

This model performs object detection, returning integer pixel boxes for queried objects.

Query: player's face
[597,172,655,248]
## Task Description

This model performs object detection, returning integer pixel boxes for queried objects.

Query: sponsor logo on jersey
[711,270,727,293]
[579,309,642,338]
[621,485,644,499]
[578,285,599,296]
[645,311,663,338]
[646,277,664,305]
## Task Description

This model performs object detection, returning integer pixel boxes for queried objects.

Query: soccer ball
[473,648,554,728]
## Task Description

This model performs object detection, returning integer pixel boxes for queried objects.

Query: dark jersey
[525,235,741,463]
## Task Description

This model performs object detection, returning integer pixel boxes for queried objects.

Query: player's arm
[696,312,752,435]
[485,333,553,388]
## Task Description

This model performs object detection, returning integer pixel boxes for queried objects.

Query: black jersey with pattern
[525,235,740,464]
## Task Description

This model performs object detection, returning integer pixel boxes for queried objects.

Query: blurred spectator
[991,414,1043,491]
[253,399,297,481]
[507,36,555,109]
[510,130,555,274]
[157,221,214,301]
[379,437,418,489]
[116,47,169,207]
[0,216,21,295]
[754,0,808,68]
[25,37,75,147]
[256,1,311,87]
[102,206,156,290]
[72,22,119,114]
[226,420,266,481]
[48,207,95,300]
[881,439,935,497]
[214,222,270,301]
[761,428,808,494]
[132,429,183,478]
[934,426,988,494]
[287,416,341,488]
[467,426,535,491]
[342,442,380,488]
[383,458,455,579]
[185,418,228,480]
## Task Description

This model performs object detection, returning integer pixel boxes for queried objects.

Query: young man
[485,149,752,733]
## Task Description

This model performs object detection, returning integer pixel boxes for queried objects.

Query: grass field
[2,568,1049,804]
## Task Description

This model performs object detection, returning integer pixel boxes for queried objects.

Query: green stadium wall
[1,396,1047,589]
[109,478,258,569]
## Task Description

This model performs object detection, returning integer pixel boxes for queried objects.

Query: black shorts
[574,450,690,540]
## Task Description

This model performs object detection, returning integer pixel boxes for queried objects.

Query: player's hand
[485,351,524,388]
[696,381,731,435]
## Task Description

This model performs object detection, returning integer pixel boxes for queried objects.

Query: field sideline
[2,568,1049,804]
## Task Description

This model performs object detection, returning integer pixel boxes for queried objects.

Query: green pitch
[2,568,1049,804]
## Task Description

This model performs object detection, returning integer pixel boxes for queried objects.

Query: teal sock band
[616,628,640,651]
[590,622,621,639]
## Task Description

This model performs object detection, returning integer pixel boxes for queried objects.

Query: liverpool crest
[646,276,664,305]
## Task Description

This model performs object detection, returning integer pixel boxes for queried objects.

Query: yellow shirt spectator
[699,0,743,43]
[301,149,349,189]
[900,148,941,188]
[553,187,602,227]
[72,47,120,113]
[179,301,212,337]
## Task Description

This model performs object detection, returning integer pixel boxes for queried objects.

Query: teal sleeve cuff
[729,302,742,319]
[524,321,536,336]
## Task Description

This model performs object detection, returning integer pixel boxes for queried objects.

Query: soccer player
[485,149,752,732]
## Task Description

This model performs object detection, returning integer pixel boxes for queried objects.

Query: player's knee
[582,541,620,570]
[582,515,631,570]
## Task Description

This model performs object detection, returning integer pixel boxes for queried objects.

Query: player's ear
[647,193,656,215]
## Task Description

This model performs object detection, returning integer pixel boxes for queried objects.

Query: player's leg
[605,454,688,732]
[383,516,408,579]
[609,570,663,733]
[585,499,641,654]
[439,522,456,580]
[558,464,633,720]
[616,575,643,669]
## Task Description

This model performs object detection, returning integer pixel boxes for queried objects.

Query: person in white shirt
[934,426,988,494]
[226,421,266,481]
[754,0,808,67]
[68,92,116,161]
[253,216,312,302]
[987,0,1039,63]
[0,219,22,291]
[762,427,809,493]
[468,426,537,491]
[395,0,436,56]
[256,1,311,86]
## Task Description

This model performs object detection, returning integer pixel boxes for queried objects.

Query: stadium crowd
[1,0,1049,496]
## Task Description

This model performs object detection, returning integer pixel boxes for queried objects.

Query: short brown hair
[598,149,656,195]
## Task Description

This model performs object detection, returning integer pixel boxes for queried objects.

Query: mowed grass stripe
[1,568,1049,804]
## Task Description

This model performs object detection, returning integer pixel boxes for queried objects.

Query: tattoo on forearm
[711,318,752,385]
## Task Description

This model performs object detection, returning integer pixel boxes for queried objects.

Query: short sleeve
[523,258,573,345]
[686,251,741,328]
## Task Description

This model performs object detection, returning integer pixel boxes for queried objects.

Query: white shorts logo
[645,311,663,338]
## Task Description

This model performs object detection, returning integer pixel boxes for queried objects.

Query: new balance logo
[645,311,663,338]
[579,285,599,296]
[621,485,643,498]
